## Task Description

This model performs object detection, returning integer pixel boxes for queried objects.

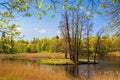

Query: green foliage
[96,11,101,15]
[88,14,93,19]
[37,12,42,19]
[85,8,90,12]
[25,46,32,53]
[97,49,107,56]
[51,14,55,18]
[24,13,32,17]
[64,0,68,3]
[112,0,117,4]
[99,4,106,8]
[46,4,52,11]
[62,5,66,10]
[39,0,44,9]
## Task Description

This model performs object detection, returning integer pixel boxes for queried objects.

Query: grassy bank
[37,59,98,65]
[0,53,98,65]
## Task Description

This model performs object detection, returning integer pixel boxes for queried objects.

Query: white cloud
[34,28,47,34]
[38,29,46,33]
[34,28,38,31]
[17,27,23,31]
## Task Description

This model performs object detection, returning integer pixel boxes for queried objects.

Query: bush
[97,49,107,56]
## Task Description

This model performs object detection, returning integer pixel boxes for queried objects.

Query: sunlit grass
[0,60,119,80]
[37,59,98,65]
[0,53,65,60]
[94,70,120,80]
[0,61,70,80]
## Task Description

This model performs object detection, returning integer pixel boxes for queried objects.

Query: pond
[0,56,120,80]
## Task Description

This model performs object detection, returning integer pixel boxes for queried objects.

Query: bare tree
[94,28,103,63]
[59,10,91,62]
[86,20,93,63]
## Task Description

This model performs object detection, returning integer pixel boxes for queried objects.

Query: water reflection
[64,65,79,77]
[62,64,96,80]
[0,56,120,80]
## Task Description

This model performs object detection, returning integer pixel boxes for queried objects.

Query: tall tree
[94,28,103,63]
[86,21,93,63]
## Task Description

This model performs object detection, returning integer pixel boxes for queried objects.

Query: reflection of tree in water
[64,65,79,77]
[64,64,95,80]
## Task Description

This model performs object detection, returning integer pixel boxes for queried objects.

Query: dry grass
[107,51,120,56]
[94,70,120,80]
[0,61,70,80]
[0,60,120,80]
[0,53,65,60]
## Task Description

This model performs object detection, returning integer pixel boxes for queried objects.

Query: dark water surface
[47,56,120,80]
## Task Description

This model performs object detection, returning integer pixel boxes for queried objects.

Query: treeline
[0,35,120,55]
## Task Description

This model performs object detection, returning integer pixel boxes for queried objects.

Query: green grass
[37,59,98,65]
[0,53,98,65]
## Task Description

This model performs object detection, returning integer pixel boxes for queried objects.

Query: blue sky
[9,0,107,40]
[11,14,61,40]
[11,13,106,40]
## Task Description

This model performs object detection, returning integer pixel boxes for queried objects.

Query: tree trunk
[65,11,72,60]
[94,36,100,63]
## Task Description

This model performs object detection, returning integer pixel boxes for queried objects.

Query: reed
[0,61,70,80]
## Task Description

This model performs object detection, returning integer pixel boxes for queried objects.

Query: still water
[0,56,120,80]
[45,56,120,80]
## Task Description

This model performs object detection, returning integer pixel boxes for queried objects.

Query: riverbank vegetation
[0,60,120,80]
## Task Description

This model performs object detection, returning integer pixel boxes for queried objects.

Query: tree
[0,24,21,54]
[59,8,93,62]
[63,11,72,60]
[94,28,103,63]
[103,0,120,31]
[7,24,21,53]
[0,0,118,21]
[59,21,68,58]
[85,20,93,63]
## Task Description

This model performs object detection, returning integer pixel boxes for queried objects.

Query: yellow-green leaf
[75,5,79,9]
[3,12,9,16]
[51,14,55,18]
[99,4,106,8]
[42,11,46,16]
[24,13,32,17]
[37,12,42,20]
[46,4,52,10]
[88,15,93,19]
[79,6,82,9]
[96,11,101,15]
[68,5,71,10]
[18,7,23,12]
[85,8,90,12]
[112,0,117,4]
[64,0,68,3]
[62,5,66,10]
[35,0,38,4]
[72,8,76,12]
[39,0,44,9]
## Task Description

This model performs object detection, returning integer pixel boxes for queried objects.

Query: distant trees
[0,33,120,57]
[0,24,21,54]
